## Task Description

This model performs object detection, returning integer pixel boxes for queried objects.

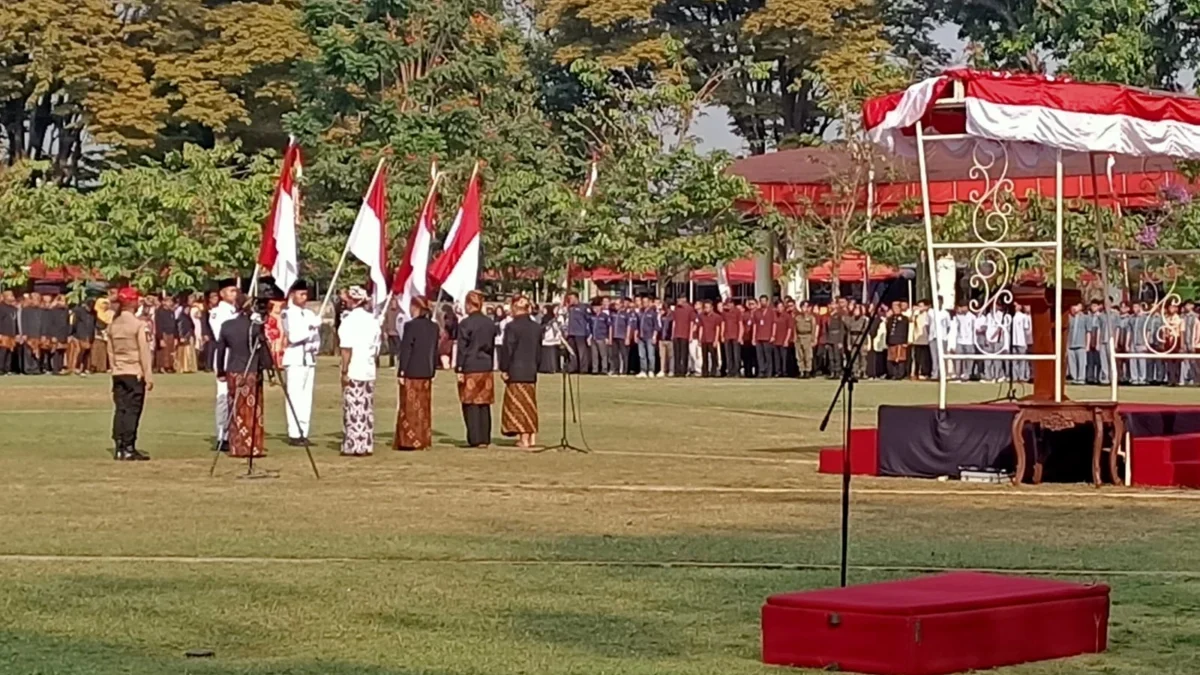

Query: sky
[693,23,969,155]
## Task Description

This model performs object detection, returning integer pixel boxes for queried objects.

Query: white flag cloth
[348,159,389,312]
[258,140,302,293]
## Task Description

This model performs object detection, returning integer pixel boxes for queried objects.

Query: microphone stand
[540,330,587,453]
[818,275,901,588]
[210,313,320,479]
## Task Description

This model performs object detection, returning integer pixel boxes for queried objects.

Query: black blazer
[398,316,438,379]
[154,308,178,337]
[500,316,541,383]
[215,314,273,377]
[456,312,497,373]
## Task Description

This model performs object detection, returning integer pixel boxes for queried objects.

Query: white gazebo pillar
[755,230,774,299]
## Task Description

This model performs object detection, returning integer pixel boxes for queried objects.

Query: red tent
[807,251,898,283]
[691,258,780,283]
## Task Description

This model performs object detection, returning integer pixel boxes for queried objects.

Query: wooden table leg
[1091,409,1104,487]
[1109,413,1126,486]
[1032,430,1045,485]
[1011,412,1026,486]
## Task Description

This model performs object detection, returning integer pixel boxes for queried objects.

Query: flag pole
[318,157,386,320]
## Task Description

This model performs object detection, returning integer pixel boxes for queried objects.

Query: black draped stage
[878,403,1200,479]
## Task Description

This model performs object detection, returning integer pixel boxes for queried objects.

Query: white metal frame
[914,84,1065,409]
[1101,248,1200,403]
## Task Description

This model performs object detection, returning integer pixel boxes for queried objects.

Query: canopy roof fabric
[864,69,1200,159]
[807,251,898,283]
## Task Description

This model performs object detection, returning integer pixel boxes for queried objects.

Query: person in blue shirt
[1066,303,1088,383]
[658,299,674,377]
[611,298,634,376]
[588,299,612,375]
[564,292,592,374]
[636,296,658,377]
[1129,302,1149,385]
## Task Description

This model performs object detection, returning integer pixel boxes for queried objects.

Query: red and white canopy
[864,69,1200,159]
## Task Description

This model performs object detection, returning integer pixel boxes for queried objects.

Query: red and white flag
[581,155,598,202]
[258,139,302,294]
[347,158,389,312]
[391,162,441,319]
[429,162,481,303]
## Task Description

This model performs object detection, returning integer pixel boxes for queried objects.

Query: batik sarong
[395,378,432,450]
[501,382,538,436]
[341,379,375,456]
[229,373,265,458]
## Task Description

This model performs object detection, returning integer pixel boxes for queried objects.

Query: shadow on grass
[503,609,685,659]
[0,629,469,675]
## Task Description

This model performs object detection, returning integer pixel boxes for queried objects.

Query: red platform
[762,572,1109,674]
[1130,433,1200,487]
[818,427,879,476]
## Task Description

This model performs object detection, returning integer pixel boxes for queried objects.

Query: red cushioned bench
[762,572,1109,675]
[817,428,879,476]
[1131,433,1200,488]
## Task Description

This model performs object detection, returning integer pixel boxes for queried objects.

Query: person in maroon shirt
[741,299,757,377]
[754,295,776,378]
[773,299,796,377]
[720,299,743,377]
[697,300,723,377]
[670,299,697,377]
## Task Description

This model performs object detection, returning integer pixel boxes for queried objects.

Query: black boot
[114,443,129,461]
[126,446,150,461]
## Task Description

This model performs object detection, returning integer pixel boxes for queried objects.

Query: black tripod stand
[210,316,320,479]
[819,280,898,588]
[539,340,587,453]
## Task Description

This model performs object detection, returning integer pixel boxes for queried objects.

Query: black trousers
[721,340,739,376]
[742,344,757,377]
[387,335,401,367]
[700,343,718,377]
[22,344,41,374]
[673,338,689,376]
[112,375,146,447]
[755,342,774,378]
[462,404,491,447]
[912,344,932,378]
[567,336,589,373]
[0,346,10,374]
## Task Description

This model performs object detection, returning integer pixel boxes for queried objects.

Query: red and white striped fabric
[347,159,389,312]
[391,162,439,319]
[258,139,302,294]
[429,163,482,304]
[864,69,1200,159]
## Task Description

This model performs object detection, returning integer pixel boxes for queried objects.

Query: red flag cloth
[429,164,482,303]
[258,140,301,293]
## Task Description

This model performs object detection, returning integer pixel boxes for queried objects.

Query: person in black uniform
[69,299,97,375]
[46,295,71,374]
[456,290,498,448]
[500,296,542,449]
[153,297,178,373]
[18,292,44,375]
[0,290,17,375]
[176,298,196,373]
[395,296,438,450]
[215,297,275,459]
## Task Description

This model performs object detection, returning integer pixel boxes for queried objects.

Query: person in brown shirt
[107,287,154,461]
[698,300,722,377]
[773,300,794,377]
[754,295,777,378]
[670,299,697,377]
[741,298,758,377]
[720,299,743,377]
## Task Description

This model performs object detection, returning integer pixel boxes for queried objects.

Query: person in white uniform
[208,278,239,452]
[952,305,976,381]
[1011,304,1033,382]
[931,301,953,380]
[984,306,1011,382]
[282,279,322,446]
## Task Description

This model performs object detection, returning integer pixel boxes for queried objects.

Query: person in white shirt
[1011,304,1033,382]
[338,286,381,456]
[952,305,976,381]
[208,278,240,452]
[984,306,1011,382]
[281,279,322,445]
[931,302,953,380]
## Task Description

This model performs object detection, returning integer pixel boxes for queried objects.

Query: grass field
[2,365,1200,674]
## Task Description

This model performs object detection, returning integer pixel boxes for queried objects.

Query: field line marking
[590,450,818,465]
[403,481,1200,500]
[0,554,1194,577]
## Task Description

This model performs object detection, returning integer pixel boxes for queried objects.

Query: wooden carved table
[1010,401,1124,486]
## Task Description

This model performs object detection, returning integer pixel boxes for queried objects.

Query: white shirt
[282,301,322,367]
[985,311,1010,343]
[208,301,237,369]
[933,308,953,346]
[1012,311,1032,348]
[954,313,976,346]
[337,307,380,382]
